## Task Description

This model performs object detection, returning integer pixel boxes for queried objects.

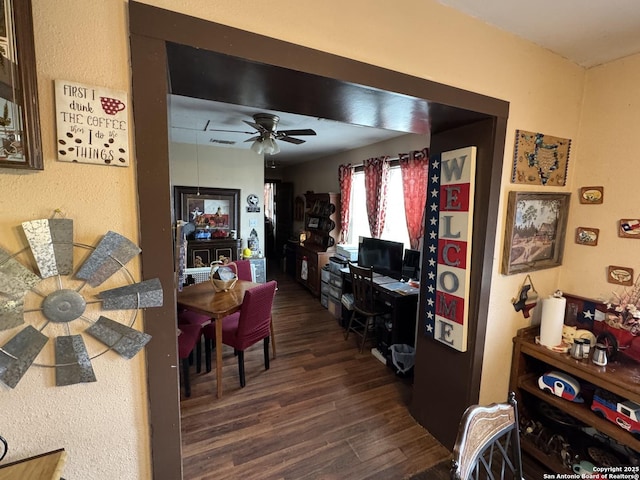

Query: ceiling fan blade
[244,135,260,143]
[278,129,316,137]
[208,128,256,135]
[243,120,269,134]
[278,136,306,145]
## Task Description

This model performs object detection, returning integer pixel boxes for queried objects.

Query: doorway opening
[263,181,276,262]
[129,3,508,476]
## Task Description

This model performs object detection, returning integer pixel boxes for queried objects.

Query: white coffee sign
[55,79,129,166]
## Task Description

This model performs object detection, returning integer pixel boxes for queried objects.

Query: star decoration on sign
[424,154,441,342]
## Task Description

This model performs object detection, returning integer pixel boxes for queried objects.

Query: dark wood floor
[179,268,451,479]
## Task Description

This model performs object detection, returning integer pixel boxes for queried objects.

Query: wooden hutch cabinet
[295,192,340,296]
[510,326,640,473]
[186,238,242,267]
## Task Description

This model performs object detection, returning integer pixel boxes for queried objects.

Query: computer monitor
[402,248,421,281]
[357,236,404,279]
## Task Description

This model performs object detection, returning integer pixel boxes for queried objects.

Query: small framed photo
[607,266,634,286]
[579,186,603,204]
[501,191,571,275]
[575,227,599,246]
[619,219,640,238]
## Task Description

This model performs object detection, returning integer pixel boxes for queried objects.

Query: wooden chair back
[348,262,379,316]
[450,392,523,480]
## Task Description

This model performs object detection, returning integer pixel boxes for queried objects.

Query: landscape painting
[502,192,571,275]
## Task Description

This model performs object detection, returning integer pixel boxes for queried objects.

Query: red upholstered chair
[177,323,203,397]
[228,260,252,281]
[226,260,278,358]
[177,309,211,373]
[203,280,277,388]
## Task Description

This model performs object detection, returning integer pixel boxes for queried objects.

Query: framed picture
[579,186,603,204]
[174,186,240,240]
[0,0,42,170]
[619,219,640,238]
[575,227,599,246]
[607,266,634,286]
[501,191,571,275]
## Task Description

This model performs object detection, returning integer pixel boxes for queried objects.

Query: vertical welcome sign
[423,146,476,352]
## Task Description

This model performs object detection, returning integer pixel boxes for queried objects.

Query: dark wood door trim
[128,2,509,477]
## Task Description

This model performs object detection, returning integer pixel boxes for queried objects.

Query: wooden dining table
[176,279,259,398]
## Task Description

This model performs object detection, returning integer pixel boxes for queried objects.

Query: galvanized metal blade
[75,231,141,287]
[22,218,73,278]
[98,278,163,310]
[55,334,97,386]
[0,297,24,331]
[85,316,151,359]
[0,326,48,388]
[50,218,74,275]
[0,248,40,297]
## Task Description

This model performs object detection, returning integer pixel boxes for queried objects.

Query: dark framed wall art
[174,186,240,239]
[0,0,42,170]
[502,191,571,275]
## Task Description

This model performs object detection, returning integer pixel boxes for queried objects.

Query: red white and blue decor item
[422,146,476,352]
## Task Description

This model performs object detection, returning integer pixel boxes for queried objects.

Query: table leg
[216,316,223,398]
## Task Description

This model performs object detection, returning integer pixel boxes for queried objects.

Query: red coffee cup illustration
[100,97,126,115]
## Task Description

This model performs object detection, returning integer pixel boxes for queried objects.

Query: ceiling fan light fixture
[263,136,280,155]
[251,139,265,155]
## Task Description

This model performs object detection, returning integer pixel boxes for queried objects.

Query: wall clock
[0,217,162,388]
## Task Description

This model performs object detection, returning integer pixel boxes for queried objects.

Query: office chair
[344,263,387,353]
[450,392,524,480]
[203,281,277,387]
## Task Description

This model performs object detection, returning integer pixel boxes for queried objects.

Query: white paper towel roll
[540,295,566,347]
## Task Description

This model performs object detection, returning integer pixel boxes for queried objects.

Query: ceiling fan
[207,113,316,155]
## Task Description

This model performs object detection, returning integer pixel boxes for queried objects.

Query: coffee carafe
[570,338,585,360]
[592,343,608,366]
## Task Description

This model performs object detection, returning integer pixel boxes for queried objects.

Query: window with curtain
[348,166,410,248]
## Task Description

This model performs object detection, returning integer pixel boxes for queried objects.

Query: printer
[336,244,358,262]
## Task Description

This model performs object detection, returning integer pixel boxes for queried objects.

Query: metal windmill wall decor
[0,216,163,388]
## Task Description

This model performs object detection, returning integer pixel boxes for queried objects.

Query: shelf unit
[510,326,640,472]
[295,192,340,296]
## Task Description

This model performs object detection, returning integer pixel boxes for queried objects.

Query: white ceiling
[169,95,410,166]
[438,0,640,68]
[169,2,640,165]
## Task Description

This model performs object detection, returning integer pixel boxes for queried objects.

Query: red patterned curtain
[399,148,429,249]
[363,156,390,238]
[338,164,353,243]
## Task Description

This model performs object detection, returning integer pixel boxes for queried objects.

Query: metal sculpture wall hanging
[0,216,162,388]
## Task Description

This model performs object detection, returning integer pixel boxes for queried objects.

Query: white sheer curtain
[348,166,410,248]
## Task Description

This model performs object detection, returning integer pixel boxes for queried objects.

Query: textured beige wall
[0,1,150,480]
[0,0,605,477]
[560,54,640,298]
[170,142,265,253]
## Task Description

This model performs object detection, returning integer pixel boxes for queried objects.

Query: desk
[0,449,66,480]
[341,268,418,358]
[177,280,259,398]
